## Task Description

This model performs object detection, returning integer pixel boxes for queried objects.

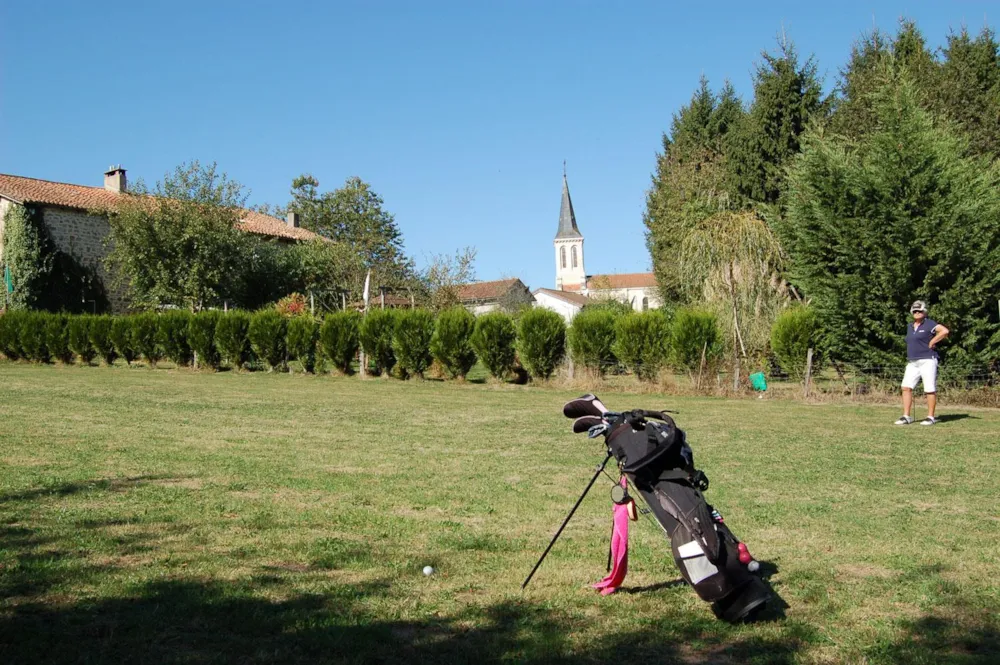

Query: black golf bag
[565,395,771,622]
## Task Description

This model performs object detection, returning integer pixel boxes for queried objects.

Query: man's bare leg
[926,392,936,419]
[902,388,913,418]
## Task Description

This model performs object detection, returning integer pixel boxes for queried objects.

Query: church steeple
[553,164,585,290]
[555,163,582,239]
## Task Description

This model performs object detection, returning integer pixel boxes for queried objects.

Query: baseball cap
[910,300,927,313]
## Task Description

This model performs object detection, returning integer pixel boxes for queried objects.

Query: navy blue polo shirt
[906,318,939,361]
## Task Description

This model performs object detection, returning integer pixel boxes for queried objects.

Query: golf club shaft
[521,454,612,590]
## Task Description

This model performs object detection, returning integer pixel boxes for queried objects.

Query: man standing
[895,301,949,425]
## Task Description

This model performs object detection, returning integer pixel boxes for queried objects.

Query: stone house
[0,167,320,312]
[457,278,532,315]
[531,287,591,322]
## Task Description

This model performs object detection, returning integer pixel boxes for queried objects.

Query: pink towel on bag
[592,478,629,595]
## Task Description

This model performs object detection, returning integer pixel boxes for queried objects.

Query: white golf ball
[422,565,434,576]
[747,560,760,573]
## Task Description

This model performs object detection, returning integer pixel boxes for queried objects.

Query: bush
[287,315,319,372]
[20,311,50,362]
[669,308,722,371]
[45,314,74,364]
[248,309,287,371]
[430,307,477,379]
[188,311,221,370]
[517,308,566,380]
[68,315,96,364]
[568,308,619,375]
[110,316,138,365]
[770,306,821,379]
[613,310,671,381]
[89,315,117,365]
[319,311,360,374]
[393,309,435,378]
[132,312,162,367]
[215,311,251,370]
[359,309,398,376]
[470,312,516,380]
[157,310,193,367]
[0,310,26,360]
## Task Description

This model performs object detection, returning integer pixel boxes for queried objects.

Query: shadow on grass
[935,413,978,423]
[0,475,188,505]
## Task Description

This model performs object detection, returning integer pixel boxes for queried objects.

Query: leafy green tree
[725,39,826,206]
[568,308,619,375]
[89,315,117,365]
[517,309,566,380]
[45,314,73,364]
[110,316,138,365]
[68,316,96,365]
[319,311,361,374]
[215,311,251,370]
[188,311,221,370]
[430,307,477,379]
[669,307,723,372]
[770,305,821,379]
[132,312,162,367]
[782,69,1000,367]
[286,316,318,373]
[248,310,287,372]
[359,309,398,376]
[157,311,193,367]
[105,161,248,311]
[613,311,671,381]
[423,248,477,312]
[392,309,435,379]
[935,27,1000,160]
[470,312,516,380]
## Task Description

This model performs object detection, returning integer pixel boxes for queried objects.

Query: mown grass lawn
[1,364,998,664]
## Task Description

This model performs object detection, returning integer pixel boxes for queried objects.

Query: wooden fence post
[697,341,708,389]
[804,348,814,398]
[567,354,575,380]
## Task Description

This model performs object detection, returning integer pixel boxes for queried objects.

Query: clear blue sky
[1,1,994,290]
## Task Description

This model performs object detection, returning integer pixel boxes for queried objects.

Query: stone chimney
[104,165,127,193]
[286,212,300,228]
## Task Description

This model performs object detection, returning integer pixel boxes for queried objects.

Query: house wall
[466,302,498,315]
[0,197,11,260]
[533,292,582,322]
[41,205,127,312]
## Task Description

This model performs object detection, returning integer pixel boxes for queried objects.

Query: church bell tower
[554,166,585,290]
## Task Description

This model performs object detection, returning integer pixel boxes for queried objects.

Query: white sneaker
[920,416,937,426]
[894,416,913,425]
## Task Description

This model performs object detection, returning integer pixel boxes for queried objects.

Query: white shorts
[902,359,938,393]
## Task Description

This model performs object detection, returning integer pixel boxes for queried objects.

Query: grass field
[1,364,998,664]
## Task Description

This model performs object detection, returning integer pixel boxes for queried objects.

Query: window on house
[642,297,649,311]
[560,246,566,269]
[571,246,578,268]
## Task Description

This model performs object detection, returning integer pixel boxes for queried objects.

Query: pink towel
[592,478,630,595]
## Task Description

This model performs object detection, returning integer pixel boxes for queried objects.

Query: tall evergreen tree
[644,78,745,302]
[782,68,1000,368]
[935,27,1000,160]
[726,40,826,206]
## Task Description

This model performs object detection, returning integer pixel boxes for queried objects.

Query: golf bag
[565,395,771,622]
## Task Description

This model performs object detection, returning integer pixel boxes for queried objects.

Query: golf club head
[563,394,609,419]
[572,415,603,434]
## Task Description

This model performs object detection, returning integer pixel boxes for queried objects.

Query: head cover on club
[572,415,604,434]
[563,394,610,419]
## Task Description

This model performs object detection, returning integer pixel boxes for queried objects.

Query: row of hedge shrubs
[0,304,820,382]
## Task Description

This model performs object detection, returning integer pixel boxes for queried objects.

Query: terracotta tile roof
[533,287,591,307]
[457,278,526,302]
[587,272,657,289]
[0,173,320,242]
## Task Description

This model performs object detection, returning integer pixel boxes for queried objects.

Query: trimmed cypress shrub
[20,312,50,363]
[430,307,477,379]
[470,311,516,380]
[110,316,138,365]
[286,315,319,373]
[0,311,26,360]
[157,310,193,367]
[568,308,619,375]
[669,307,722,372]
[392,309,435,379]
[248,309,287,371]
[45,314,74,364]
[132,312,162,367]
[318,311,360,374]
[770,305,821,379]
[68,315,96,365]
[89,315,118,366]
[188,311,221,370]
[359,309,398,376]
[517,308,566,380]
[613,311,671,381]
[215,311,251,370]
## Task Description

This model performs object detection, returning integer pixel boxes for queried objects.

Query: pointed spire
[555,165,582,239]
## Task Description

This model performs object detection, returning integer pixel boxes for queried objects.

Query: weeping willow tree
[677,211,792,360]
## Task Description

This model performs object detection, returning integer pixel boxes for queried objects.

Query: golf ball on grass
[422,566,434,576]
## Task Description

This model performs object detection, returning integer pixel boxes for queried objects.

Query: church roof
[555,174,582,240]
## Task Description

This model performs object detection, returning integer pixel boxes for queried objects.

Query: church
[532,172,661,321]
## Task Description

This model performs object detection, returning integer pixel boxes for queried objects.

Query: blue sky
[1,1,994,290]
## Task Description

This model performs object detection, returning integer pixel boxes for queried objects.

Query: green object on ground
[750,371,767,391]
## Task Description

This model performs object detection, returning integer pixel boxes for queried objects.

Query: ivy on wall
[1,202,109,313]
